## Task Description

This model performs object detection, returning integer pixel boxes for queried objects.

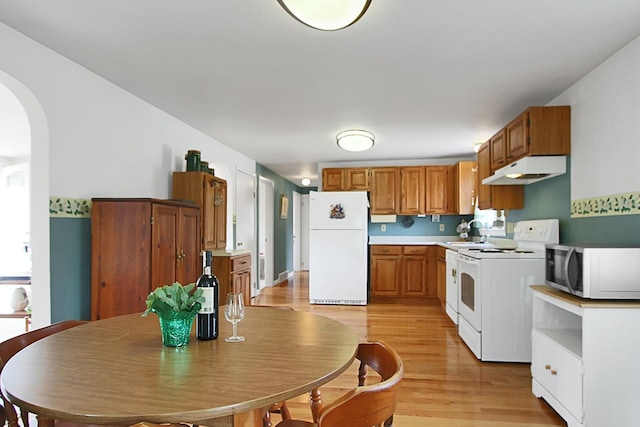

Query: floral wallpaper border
[49,197,92,218]
[571,191,640,218]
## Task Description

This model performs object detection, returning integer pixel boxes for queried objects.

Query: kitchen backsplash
[368,214,473,237]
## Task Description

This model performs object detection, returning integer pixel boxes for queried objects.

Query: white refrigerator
[309,191,368,305]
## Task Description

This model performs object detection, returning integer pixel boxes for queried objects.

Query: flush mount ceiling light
[301,177,311,186]
[336,129,375,152]
[473,143,484,153]
[277,0,372,31]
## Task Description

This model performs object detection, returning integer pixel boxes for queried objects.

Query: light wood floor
[252,272,565,427]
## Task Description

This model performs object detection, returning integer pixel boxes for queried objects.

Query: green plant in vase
[142,282,204,347]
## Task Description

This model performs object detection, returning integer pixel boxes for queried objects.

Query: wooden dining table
[0,307,359,427]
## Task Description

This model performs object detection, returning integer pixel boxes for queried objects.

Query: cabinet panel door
[214,179,227,249]
[151,204,178,288]
[202,175,217,250]
[507,112,528,161]
[346,168,369,190]
[457,161,477,215]
[477,143,492,210]
[371,255,402,296]
[91,201,151,320]
[400,166,425,215]
[370,167,400,214]
[231,271,251,304]
[532,330,583,421]
[176,207,201,286]
[425,166,447,214]
[322,168,345,191]
[490,129,507,171]
[403,255,428,296]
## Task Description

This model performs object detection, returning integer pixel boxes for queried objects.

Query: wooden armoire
[90,198,201,320]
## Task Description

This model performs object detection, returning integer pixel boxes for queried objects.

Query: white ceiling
[1,1,640,186]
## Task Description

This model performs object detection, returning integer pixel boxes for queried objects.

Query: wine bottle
[196,251,219,340]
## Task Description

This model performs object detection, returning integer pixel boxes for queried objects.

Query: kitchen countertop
[368,235,504,251]
[210,248,252,257]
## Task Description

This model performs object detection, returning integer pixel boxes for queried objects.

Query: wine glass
[224,293,245,342]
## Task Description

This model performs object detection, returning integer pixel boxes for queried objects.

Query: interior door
[258,177,274,288]
[293,191,301,271]
[235,169,256,296]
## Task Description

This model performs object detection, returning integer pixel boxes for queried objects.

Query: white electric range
[456,219,559,362]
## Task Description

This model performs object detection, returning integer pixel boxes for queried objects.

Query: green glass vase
[153,308,198,347]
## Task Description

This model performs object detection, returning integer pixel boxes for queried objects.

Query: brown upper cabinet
[477,141,524,210]
[324,162,477,215]
[173,171,227,251]
[492,106,571,168]
[321,167,369,191]
[447,161,477,215]
[400,166,425,215]
[370,167,400,214]
[425,166,448,214]
[490,129,507,171]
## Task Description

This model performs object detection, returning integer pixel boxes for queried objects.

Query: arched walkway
[0,69,51,327]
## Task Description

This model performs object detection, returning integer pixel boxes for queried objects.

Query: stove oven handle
[457,254,481,265]
[564,248,577,294]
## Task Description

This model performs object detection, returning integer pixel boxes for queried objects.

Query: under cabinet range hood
[482,156,566,185]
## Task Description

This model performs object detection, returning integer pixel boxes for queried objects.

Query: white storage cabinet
[531,285,640,427]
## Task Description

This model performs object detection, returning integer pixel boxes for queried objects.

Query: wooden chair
[0,320,141,427]
[1,320,88,427]
[250,305,294,427]
[275,341,404,427]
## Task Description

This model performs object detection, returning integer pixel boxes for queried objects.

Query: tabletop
[0,307,359,427]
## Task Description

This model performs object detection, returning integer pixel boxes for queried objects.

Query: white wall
[0,23,255,201]
[550,34,640,200]
[0,22,257,325]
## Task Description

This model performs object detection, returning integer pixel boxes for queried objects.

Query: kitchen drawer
[532,330,583,422]
[371,246,402,256]
[231,255,251,272]
[403,246,428,255]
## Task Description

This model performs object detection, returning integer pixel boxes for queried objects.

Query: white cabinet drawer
[532,329,583,421]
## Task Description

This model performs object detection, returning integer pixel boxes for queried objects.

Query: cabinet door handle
[550,370,557,376]
[545,364,551,370]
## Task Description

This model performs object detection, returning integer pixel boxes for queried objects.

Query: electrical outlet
[381,224,386,232]
[439,224,445,232]
[507,222,514,234]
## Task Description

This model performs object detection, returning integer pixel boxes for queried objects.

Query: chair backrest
[0,320,87,427]
[316,341,404,427]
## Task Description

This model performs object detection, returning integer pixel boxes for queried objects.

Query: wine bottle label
[199,287,215,314]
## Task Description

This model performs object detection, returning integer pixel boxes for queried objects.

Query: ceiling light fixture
[301,177,311,186]
[473,142,484,153]
[276,0,372,31]
[336,129,375,152]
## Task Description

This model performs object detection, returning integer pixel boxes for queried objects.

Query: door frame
[0,71,50,328]
[258,176,274,288]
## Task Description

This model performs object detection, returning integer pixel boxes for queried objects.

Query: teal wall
[368,214,473,236]
[255,164,315,280]
[49,217,92,321]
[48,158,639,322]
[505,157,640,245]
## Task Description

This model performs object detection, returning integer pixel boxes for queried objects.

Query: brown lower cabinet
[212,251,252,305]
[91,198,201,320]
[370,245,436,302]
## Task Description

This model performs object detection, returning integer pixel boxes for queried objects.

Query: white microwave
[545,244,640,299]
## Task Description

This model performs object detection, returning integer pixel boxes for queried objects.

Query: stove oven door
[457,253,483,358]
